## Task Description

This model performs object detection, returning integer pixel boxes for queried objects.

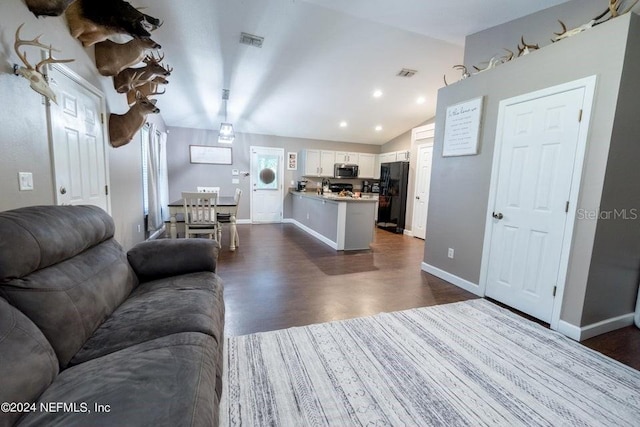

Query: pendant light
[218,88,234,144]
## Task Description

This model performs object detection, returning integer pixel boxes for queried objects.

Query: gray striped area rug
[220,299,640,426]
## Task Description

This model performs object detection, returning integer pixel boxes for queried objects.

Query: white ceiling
[147,0,570,144]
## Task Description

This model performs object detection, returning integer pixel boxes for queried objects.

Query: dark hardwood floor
[216,223,640,371]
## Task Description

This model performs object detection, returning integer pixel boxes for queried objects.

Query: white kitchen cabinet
[374,154,381,179]
[319,150,335,176]
[358,153,376,178]
[303,149,335,177]
[396,150,410,161]
[378,152,397,164]
[335,152,359,164]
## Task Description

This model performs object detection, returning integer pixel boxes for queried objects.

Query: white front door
[485,86,586,323]
[47,65,109,211]
[250,146,284,223]
[412,143,434,240]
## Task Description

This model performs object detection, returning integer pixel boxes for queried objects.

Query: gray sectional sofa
[0,205,225,427]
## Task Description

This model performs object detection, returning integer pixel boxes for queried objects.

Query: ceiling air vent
[240,32,264,48]
[397,68,417,77]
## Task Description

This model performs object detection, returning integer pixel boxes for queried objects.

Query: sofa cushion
[0,205,114,280]
[0,239,137,369]
[127,239,220,282]
[0,298,59,427]
[71,272,223,365]
[16,333,219,427]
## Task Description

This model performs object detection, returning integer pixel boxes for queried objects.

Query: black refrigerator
[377,161,410,234]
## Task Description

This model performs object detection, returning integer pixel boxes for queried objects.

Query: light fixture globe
[218,89,234,143]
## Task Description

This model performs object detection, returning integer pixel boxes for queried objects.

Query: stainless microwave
[334,163,358,178]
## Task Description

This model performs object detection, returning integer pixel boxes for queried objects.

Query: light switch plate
[232,178,239,184]
[18,172,34,191]
[232,169,239,176]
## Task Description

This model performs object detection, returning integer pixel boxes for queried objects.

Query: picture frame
[442,96,484,157]
[189,145,232,165]
[287,152,298,170]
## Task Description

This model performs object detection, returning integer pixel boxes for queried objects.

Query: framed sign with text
[442,96,484,157]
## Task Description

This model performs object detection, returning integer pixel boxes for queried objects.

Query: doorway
[46,64,109,211]
[481,77,596,325]
[250,146,284,223]
[411,124,435,239]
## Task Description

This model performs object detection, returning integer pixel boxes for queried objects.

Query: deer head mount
[113,53,172,93]
[13,24,74,104]
[109,92,160,148]
[25,0,76,17]
[95,38,161,76]
[66,0,162,47]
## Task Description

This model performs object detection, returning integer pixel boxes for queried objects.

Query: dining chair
[217,188,242,248]
[181,191,219,240]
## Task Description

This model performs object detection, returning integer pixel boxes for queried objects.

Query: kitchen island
[289,191,377,250]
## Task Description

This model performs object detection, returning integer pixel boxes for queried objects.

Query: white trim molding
[283,218,338,250]
[558,312,635,341]
[421,262,483,296]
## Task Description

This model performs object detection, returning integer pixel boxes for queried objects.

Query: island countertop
[290,190,378,203]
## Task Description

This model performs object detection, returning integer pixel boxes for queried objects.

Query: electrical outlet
[448,248,454,259]
[137,224,142,233]
[18,172,34,191]
[306,212,310,220]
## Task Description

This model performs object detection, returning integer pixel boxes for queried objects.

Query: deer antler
[14,23,52,70]
[554,20,568,37]
[36,46,75,73]
[144,52,165,65]
[148,87,166,97]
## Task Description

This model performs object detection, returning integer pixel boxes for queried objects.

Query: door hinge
[105,185,109,196]
[100,113,104,124]
[565,201,569,213]
[578,109,583,122]
[553,286,557,297]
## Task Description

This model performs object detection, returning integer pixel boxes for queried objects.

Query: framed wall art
[442,96,484,157]
[189,145,232,164]
[287,152,298,170]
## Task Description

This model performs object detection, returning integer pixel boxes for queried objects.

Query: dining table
[168,197,239,251]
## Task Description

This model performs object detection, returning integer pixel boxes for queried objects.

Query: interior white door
[251,146,284,223]
[485,87,585,323]
[47,65,109,211]
[412,143,434,239]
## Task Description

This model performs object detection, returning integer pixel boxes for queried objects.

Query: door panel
[412,143,433,239]
[486,87,585,322]
[48,65,108,210]
[251,147,284,223]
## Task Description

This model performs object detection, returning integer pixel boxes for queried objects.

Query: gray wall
[0,3,166,250]
[581,18,640,325]
[425,12,633,327]
[166,126,380,221]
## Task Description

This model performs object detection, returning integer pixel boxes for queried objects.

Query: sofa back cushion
[0,205,137,368]
[0,297,59,427]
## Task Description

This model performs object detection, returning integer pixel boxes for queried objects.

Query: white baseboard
[421,262,483,296]
[286,218,338,250]
[236,219,251,225]
[557,312,636,341]
[403,229,413,237]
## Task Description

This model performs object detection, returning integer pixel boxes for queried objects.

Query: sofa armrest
[127,239,219,282]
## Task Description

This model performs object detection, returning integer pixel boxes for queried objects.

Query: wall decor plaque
[189,145,232,164]
[443,96,484,157]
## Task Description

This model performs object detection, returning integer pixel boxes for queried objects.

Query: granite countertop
[291,191,378,202]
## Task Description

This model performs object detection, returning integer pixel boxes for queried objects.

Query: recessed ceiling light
[416,96,426,104]
[375,125,383,131]
[373,90,383,98]
[339,121,348,128]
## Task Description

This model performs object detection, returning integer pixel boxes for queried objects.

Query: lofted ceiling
[145,0,570,144]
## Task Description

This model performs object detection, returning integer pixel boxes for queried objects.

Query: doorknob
[492,212,503,220]
[59,186,67,195]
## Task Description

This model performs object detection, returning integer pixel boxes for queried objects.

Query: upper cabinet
[378,152,397,164]
[358,153,376,178]
[303,149,335,177]
[335,152,359,164]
